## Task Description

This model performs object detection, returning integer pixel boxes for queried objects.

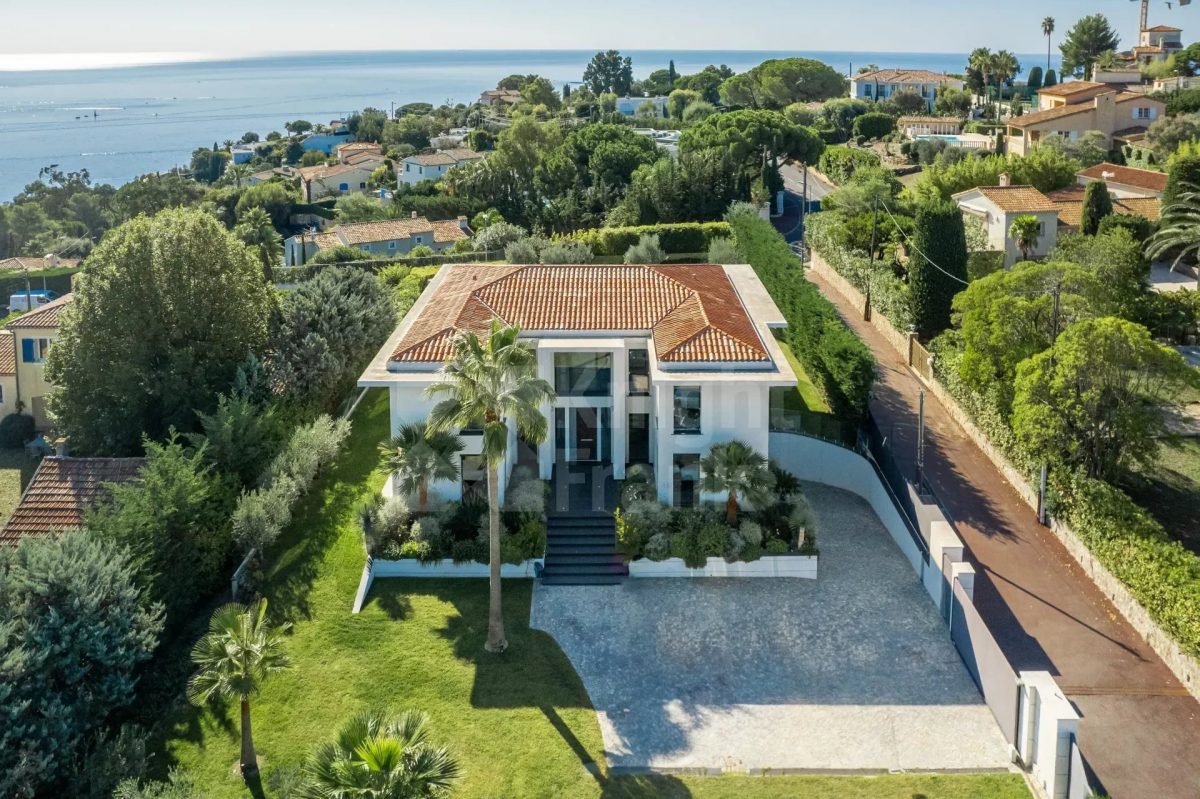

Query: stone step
[544,552,625,566]
[545,543,621,556]
[540,561,628,576]
[546,534,616,548]
[540,572,625,586]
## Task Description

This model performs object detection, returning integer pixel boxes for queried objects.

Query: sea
[0,49,1063,201]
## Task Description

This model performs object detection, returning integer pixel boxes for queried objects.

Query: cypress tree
[1163,152,1200,207]
[1044,68,1058,87]
[1080,180,1113,235]
[1027,65,1043,91]
[909,199,969,340]
[669,59,678,85]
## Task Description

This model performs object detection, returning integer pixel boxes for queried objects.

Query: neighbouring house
[1006,90,1164,157]
[1153,75,1200,92]
[479,88,522,107]
[300,131,353,154]
[953,179,1059,267]
[6,293,72,429]
[0,255,81,272]
[230,143,257,164]
[1130,24,1184,65]
[897,116,962,137]
[850,69,965,112]
[248,159,386,201]
[0,456,145,544]
[336,141,384,164]
[1075,162,1167,199]
[0,332,16,420]
[358,263,796,507]
[1045,185,1161,232]
[283,215,470,265]
[614,96,669,117]
[1090,68,1148,90]
[398,148,483,186]
[431,127,470,149]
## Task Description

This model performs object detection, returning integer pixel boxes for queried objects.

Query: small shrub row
[231,415,352,555]
[805,212,914,331]
[567,222,732,256]
[817,146,882,185]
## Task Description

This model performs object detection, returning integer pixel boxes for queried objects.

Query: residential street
[792,241,1200,798]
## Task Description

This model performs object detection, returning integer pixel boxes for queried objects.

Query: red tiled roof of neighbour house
[0,332,15,376]
[439,148,483,163]
[407,152,458,167]
[0,256,82,272]
[343,152,386,167]
[6,293,73,329]
[1133,46,1165,54]
[854,69,959,83]
[1078,162,1168,193]
[1114,92,1160,104]
[338,142,382,153]
[310,217,466,252]
[1037,80,1107,98]
[0,457,146,544]
[430,220,468,243]
[390,264,770,365]
[1145,25,1182,32]
[1046,187,1161,225]
[1007,103,1096,128]
[967,186,1059,213]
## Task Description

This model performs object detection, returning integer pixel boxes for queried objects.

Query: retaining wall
[628,554,817,579]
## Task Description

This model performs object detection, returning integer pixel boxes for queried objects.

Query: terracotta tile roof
[1007,103,1095,127]
[0,332,14,376]
[1037,81,1106,97]
[343,152,386,166]
[0,457,145,544]
[1046,187,1161,225]
[1078,162,1167,193]
[438,148,483,163]
[406,153,458,167]
[853,69,959,84]
[0,257,81,272]
[311,217,466,251]
[338,142,382,153]
[960,185,1059,213]
[391,264,769,364]
[6,293,73,329]
[1145,25,1182,32]
[1133,46,1165,54]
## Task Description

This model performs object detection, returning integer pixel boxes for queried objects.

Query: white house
[850,69,964,112]
[614,96,669,117]
[1131,24,1184,64]
[953,178,1059,267]
[398,149,484,186]
[230,144,257,164]
[248,159,385,201]
[284,215,470,265]
[357,263,796,507]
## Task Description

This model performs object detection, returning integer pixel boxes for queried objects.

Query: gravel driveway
[530,483,1013,773]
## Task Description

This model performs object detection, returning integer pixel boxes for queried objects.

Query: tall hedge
[1163,153,1200,207]
[729,213,876,416]
[817,146,882,184]
[1080,180,1113,235]
[569,222,731,256]
[852,112,896,141]
[909,199,968,340]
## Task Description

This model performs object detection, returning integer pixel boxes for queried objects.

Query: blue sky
[4,0,1188,58]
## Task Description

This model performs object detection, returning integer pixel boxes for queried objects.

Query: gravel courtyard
[530,483,1014,773]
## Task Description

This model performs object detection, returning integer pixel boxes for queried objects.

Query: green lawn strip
[0,449,38,523]
[776,338,831,413]
[165,388,1027,799]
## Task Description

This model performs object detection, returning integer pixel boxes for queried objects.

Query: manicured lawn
[0,448,38,523]
[1121,437,1200,555]
[776,338,831,413]
[163,389,1027,799]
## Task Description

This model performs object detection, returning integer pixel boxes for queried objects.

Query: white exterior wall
[399,160,451,186]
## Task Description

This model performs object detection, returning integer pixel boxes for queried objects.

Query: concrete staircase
[541,512,627,585]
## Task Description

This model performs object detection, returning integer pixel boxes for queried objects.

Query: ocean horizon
[0,49,1064,201]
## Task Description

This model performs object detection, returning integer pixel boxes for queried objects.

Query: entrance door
[574,408,598,462]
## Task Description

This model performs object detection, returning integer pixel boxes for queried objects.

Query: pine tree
[909,199,969,340]
[1080,180,1113,235]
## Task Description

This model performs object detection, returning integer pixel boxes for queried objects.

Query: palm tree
[426,321,555,653]
[234,206,282,278]
[1042,17,1056,75]
[699,440,775,526]
[992,51,1021,109]
[227,162,251,188]
[380,422,463,514]
[187,600,291,777]
[968,48,997,113]
[303,708,461,798]
[1146,182,1200,273]
[1009,215,1042,262]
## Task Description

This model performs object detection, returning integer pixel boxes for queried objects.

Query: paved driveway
[530,483,1013,773]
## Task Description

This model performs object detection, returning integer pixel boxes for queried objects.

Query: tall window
[1136,106,1152,119]
[21,337,52,364]
[461,455,487,501]
[673,386,701,434]
[554,352,612,397]
[628,349,650,396]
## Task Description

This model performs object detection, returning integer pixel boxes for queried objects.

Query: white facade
[850,71,964,112]
[359,264,794,507]
[953,188,1059,267]
[614,96,669,117]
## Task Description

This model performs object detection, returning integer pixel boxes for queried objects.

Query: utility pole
[865,196,879,322]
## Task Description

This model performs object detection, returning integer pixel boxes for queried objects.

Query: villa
[849,69,964,112]
[398,148,484,186]
[1075,161,1167,199]
[1129,24,1184,65]
[1007,85,1164,157]
[4,293,73,428]
[283,215,470,265]
[358,262,796,507]
[952,179,1059,267]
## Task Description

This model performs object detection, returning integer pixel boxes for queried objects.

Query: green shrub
[739,520,764,547]
[623,234,667,264]
[765,538,790,555]
[569,222,732,256]
[725,529,746,562]
[450,538,486,564]
[853,112,896,141]
[540,240,594,264]
[698,521,728,559]
[707,237,743,263]
[644,532,672,561]
[398,539,432,561]
[407,245,435,259]
[817,146,881,184]
[1096,213,1153,243]
[0,413,36,447]
[741,543,764,562]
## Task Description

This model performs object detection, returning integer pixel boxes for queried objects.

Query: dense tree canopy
[718,57,847,109]
[582,50,633,96]
[1059,14,1121,79]
[909,199,969,340]
[46,208,273,455]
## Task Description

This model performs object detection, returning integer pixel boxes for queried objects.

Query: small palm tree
[380,422,463,514]
[700,440,775,526]
[303,708,460,799]
[187,600,291,777]
[1009,215,1042,262]
[1146,182,1200,272]
[968,48,995,108]
[1042,17,1056,75]
[228,162,252,188]
[234,206,282,278]
[426,321,555,653]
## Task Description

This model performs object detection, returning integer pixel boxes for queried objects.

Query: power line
[879,198,970,286]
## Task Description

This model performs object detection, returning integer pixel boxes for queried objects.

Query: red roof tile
[1,457,146,544]
[6,293,73,329]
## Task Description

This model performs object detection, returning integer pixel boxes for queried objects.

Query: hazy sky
[3,0,1186,58]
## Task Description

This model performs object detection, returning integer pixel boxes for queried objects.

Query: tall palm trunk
[418,480,429,515]
[1047,37,1051,76]
[485,461,506,653]
[725,491,739,526]
[240,698,258,775]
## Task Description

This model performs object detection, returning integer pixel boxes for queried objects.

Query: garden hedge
[569,222,732,257]
[817,146,881,185]
[729,213,875,416]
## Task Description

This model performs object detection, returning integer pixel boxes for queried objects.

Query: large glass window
[461,455,487,502]
[628,349,650,396]
[554,352,612,397]
[673,454,700,507]
[673,386,702,434]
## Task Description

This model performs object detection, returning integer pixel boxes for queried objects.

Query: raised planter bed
[627,554,817,579]
[373,557,541,578]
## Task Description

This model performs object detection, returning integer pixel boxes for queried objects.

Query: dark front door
[574,408,597,462]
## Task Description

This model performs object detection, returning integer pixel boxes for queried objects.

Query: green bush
[569,222,732,256]
[450,538,486,564]
[765,538,789,555]
[0,412,36,447]
[398,539,432,561]
[644,532,672,561]
[817,146,882,184]
[731,212,875,416]
[1096,213,1153,243]
[853,112,896,141]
